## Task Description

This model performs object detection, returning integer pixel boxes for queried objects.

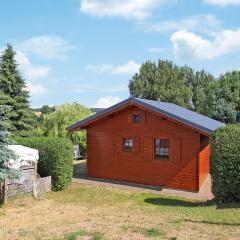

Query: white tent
[8,145,39,170]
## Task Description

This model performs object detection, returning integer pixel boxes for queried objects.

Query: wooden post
[2,178,8,204]
[32,175,37,199]
[0,183,3,204]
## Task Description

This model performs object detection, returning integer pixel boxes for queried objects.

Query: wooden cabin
[68,97,224,192]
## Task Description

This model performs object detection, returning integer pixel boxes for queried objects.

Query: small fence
[7,176,52,198]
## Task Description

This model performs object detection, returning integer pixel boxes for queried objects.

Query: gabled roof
[68,97,225,135]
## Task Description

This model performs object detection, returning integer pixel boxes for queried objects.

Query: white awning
[8,145,39,169]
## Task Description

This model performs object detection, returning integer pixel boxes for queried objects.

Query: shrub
[210,124,240,202]
[15,137,73,191]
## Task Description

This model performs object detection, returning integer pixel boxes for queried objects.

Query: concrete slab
[73,160,213,201]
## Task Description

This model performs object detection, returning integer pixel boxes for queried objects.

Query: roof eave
[67,97,133,131]
[67,97,222,135]
[132,98,214,136]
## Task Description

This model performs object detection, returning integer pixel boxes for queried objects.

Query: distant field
[0,183,240,240]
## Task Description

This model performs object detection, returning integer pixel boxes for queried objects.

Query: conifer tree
[0,44,32,136]
[0,104,19,184]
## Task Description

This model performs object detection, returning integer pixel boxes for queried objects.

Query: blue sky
[0,0,240,108]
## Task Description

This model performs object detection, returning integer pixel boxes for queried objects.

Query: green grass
[63,231,86,240]
[145,228,166,237]
[1,183,240,239]
[52,229,104,240]
[48,183,240,226]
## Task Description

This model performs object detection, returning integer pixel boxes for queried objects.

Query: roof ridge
[68,97,224,134]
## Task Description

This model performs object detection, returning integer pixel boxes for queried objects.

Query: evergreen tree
[0,104,20,184]
[0,44,32,136]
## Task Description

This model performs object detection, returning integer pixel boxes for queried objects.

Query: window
[124,138,133,152]
[154,139,170,160]
[133,114,141,123]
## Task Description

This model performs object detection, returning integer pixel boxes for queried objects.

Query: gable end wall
[87,106,204,192]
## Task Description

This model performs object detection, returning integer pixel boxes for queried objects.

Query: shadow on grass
[184,219,240,227]
[144,198,215,208]
[216,202,240,209]
[145,197,240,209]
[145,198,240,227]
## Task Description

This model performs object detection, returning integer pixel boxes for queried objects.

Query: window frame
[154,138,170,161]
[128,110,146,126]
[123,138,133,152]
[133,114,142,123]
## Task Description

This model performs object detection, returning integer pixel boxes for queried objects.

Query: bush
[15,137,73,191]
[210,124,240,202]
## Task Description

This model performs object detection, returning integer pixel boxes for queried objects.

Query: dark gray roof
[68,97,225,134]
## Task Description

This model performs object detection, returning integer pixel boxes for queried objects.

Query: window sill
[154,158,170,161]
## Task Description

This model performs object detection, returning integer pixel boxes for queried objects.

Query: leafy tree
[129,61,158,100]
[211,71,240,123]
[189,70,217,117]
[218,71,240,112]
[43,103,92,156]
[21,105,56,138]
[0,44,32,136]
[212,98,237,124]
[40,105,55,115]
[32,105,55,115]
[0,104,20,184]
[25,111,45,137]
[129,60,219,118]
[129,60,193,108]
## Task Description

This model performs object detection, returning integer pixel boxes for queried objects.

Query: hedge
[210,124,240,202]
[15,137,73,191]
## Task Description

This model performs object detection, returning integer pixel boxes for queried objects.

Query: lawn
[0,183,240,240]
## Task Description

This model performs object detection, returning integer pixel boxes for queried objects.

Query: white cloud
[86,61,140,75]
[204,0,240,6]
[18,35,73,60]
[143,14,221,34]
[16,51,51,79]
[94,96,122,108]
[111,61,141,75]
[27,82,48,96]
[80,0,169,20]
[170,29,240,60]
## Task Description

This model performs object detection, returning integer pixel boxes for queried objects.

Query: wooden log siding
[198,144,210,188]
[69,97,223,192]
[86,106,207,192]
